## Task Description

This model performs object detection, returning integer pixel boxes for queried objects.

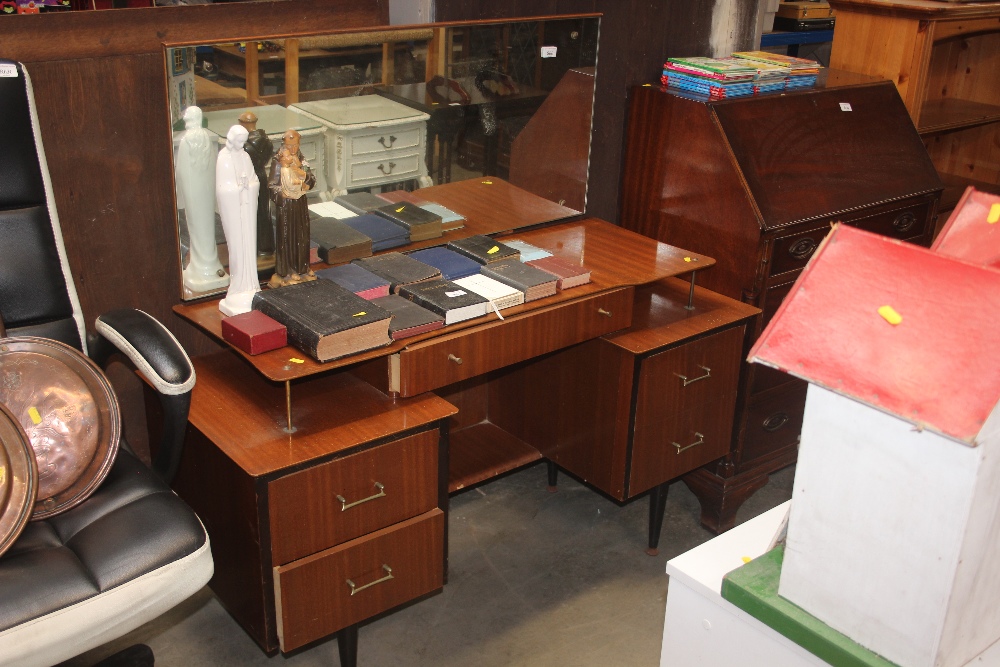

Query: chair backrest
[0,60,86,351]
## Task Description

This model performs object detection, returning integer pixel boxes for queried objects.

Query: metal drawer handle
[378,135,397,149]
[378,162,397,175]
[762,412,790,432]
[597,308,612,318]
[788,237,818,260]
[336,482,385,511]
[448,354,463,365]
[674,365,711,387]
[347,564,393,596]
[893,212,916,233]
[672,432,705,454]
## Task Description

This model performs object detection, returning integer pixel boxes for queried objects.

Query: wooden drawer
[396,288,634,396]
[268,429,439,565]
[351,126,422,156]
[629,401,733,498]
[641,325,744,417]
[274,509,444,653]
[350,152,422,184]
[740,381,806,466]
[768,198,933,277]
[626,327,743,497]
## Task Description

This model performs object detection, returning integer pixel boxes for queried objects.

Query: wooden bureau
[620,76,943,532]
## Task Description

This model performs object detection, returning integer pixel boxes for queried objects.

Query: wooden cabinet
[828,0,1000,214]
[619,79,942,532]
[488,278,759,552]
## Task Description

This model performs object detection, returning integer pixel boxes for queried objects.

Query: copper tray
[0,403,37,556]
[0,337,120,520]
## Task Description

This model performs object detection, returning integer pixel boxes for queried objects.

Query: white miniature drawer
[352,126,421,156]
[350,153,422,184]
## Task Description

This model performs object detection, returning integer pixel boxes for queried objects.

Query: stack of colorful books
[661,57,756,99]
[733,51,820,90]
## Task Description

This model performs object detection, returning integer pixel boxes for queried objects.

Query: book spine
[398,288,449,318]
[252,297,321,361]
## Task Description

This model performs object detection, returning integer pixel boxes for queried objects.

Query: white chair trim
[0,535,213,667]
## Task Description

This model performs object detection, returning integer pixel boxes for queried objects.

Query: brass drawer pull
[377,161,397,175]
[336,482,385,511]
[347,564,393,596]
[788,237,818,260]
[672,432,704,454]
[893,211,916,233]
[762,412,790,432]
[597,308,612,318]
[674,365,711,387]
[448,354,463,365]
[378,135,397,149]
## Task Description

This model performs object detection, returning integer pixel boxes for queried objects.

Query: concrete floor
[63,463,794,667]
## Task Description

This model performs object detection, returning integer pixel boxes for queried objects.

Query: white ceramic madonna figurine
[217,124,261,316]
[176,105,229,293]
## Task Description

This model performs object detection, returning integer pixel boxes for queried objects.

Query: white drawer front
[350,153,421,184]
[352,126,421,156]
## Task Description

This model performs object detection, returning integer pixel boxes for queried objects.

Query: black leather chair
[0,60,212,666]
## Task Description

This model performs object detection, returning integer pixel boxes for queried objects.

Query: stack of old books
[733,51,820,89]
[661,57,756,99]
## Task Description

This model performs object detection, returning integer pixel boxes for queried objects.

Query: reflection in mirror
[167,17,600,300]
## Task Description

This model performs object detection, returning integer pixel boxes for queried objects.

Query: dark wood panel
[269,429,439,565]
[448,422,542,492]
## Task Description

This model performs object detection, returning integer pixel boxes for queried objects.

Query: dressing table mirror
[166,16,600,301]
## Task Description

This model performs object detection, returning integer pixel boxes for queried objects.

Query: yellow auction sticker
[353,311,366,317]
[988,203,1000,224]
[28,407,42,425]
[878,305,902,325]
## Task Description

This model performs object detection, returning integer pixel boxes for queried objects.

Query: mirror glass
[167,17,600,300]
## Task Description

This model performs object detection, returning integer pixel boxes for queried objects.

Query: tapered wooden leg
[338,624,358,667]
[647,482,669,556]
[546,460,558,493]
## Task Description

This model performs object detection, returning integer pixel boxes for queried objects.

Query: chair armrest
[89,309,195,484]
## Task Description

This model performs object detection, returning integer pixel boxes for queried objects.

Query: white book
[454,274,525,311]
[308,201,358,220]
[500,239,552,262]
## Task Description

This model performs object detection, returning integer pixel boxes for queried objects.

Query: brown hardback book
[352,252,442,294]
[526,255,592,290]
[371,294,445,340]
[334,191,391,214]
[310,217,373,265]
[251,280,391,362]
[373,202,443,242]
[447,235,520,264]
[482,259,558,301]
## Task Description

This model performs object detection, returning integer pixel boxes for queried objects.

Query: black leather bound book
[352,252,442,293]
[334,192,392,214]
[310,217,373,264]
[482,259,558,301]
[447,235,520,265]
[373,202,443,241]
[399,278,489,325]
[371,294,445,340]
[251,280,391,362]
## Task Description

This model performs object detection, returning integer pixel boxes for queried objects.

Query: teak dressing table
[169,179,758,664]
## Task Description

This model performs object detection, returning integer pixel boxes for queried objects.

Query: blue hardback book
[315,263,391,300]
[407,246,481,281]
[341,213,409,252]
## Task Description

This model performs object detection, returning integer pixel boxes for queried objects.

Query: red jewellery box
[221,310,287,355]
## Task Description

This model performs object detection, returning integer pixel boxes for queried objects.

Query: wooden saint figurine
[176,105,229,293]
[238,111,275,258]
[217,124,260,316]
[267,129,316,288]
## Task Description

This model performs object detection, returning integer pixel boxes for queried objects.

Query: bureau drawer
[352,126,422,156]
[397,288,634,396]
[769,199,934,277]
[268,429,439,565]
[274,509,444,653]
[351,153,422,184]
[739,381,806,466]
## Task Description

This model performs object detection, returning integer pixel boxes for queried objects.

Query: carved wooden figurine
[238,111,275,258]
[267,129,316,288]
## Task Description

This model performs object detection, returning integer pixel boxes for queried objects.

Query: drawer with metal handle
[351,126,422,155]
[273,509,444,652]
[350,152,422,184]
[268,429,439,564]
